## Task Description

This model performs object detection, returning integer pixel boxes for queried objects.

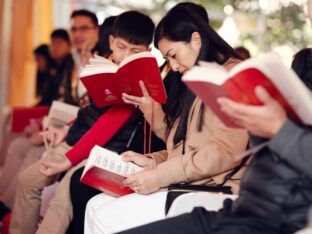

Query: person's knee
[16,161,47,193]
[85,197,96,218]
[17,167,33,189]
[8,136,28,155]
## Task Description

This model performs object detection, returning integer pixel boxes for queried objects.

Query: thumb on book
[255,86,273,105]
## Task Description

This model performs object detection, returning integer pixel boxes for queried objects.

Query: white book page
[79,65,118,77]
[47,101,79,128]
[182,62,228,85]
[82,145,143,178]
[119,51,154,68]
[80,56,117,77]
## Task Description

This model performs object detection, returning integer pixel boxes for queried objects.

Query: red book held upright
[80,52,167,107]
[182,53,312,128]
[11,106,49,132]
[80,145,143,197]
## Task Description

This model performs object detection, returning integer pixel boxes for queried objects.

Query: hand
[40,127,68,147]
[39,156,72,176]
[24,120,40,137]
[121,151,154,168]
[123,168,160,194]
[217,86,287,138]
[79,94,90,107]
[80,41,96,66]
[122,81,162,122]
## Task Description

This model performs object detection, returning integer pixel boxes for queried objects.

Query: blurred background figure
[34,44,54,106]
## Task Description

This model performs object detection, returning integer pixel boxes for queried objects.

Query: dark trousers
[66,167,101,234]
[118,199,277,234]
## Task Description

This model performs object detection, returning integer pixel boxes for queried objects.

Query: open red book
[80,145,143,197]
[44,101,79,129]
[182,53,312,128]
[11,106,49,132]
[80,52,167,107]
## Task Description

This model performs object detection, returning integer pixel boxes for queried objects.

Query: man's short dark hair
[71,9,98,27]
[112,11,155,46]
[51,29,70,44]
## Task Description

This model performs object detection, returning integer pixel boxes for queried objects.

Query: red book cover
[11,106,49,132]
[80,145,142,197]
[80,52,167,108]
[81,166,133,197]
[182,53,312,128]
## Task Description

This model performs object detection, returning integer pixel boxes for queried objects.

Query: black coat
[233,120,312,234]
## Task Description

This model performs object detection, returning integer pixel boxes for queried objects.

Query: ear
[109,35,114,51]
[190,32,201,51]
[148,47,152,52]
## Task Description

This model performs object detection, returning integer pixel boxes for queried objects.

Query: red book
[80,52,167,107]
[182,53,312,128]
[11,106,49,132]
[80,145,143,197]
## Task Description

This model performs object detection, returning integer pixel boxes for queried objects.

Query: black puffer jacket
[65,100,165,154]
[233,120,312,234]
[65,101,107,146]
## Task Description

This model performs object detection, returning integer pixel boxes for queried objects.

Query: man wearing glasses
[70,10,99,99]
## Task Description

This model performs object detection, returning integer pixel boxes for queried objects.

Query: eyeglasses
[70,26,96,33]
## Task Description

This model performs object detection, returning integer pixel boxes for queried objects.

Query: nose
[168,60,180,72]
[120,50,132,62]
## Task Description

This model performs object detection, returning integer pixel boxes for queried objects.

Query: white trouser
[84,191,237,234]
[85,192,168,234]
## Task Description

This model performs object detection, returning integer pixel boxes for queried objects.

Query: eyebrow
[165,49,173,58]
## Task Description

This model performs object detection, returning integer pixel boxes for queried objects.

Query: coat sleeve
[268,119,312,180]
[155,112,249,188]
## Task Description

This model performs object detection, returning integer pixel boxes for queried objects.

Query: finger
[40,169,52,176]
[39,164,47,172]
[139,81,150,97]
[122,96,141,106]
[218,98,250,120]
[123,175,137,186]
[41,161,55,169]
[255,86,274,105]
[122,93,142,104]
[39,131,46,136]
[121,151,139,162]
[122,96,136,105]
[129,185,139,193]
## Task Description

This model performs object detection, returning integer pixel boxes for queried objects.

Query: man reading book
[9,10,165,234]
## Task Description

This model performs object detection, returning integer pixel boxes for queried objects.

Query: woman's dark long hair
[155,6,240,146]
[34,44,54,97]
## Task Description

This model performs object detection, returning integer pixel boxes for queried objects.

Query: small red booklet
[182,53,312,128]
[80,52,167,107]
[80,145,143,197]
[11,106,49,132]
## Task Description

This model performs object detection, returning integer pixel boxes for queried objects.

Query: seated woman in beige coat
[84,6,249,234]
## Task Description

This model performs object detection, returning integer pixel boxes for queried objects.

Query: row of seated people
[0,8,100,226]
[0,2,312,234]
